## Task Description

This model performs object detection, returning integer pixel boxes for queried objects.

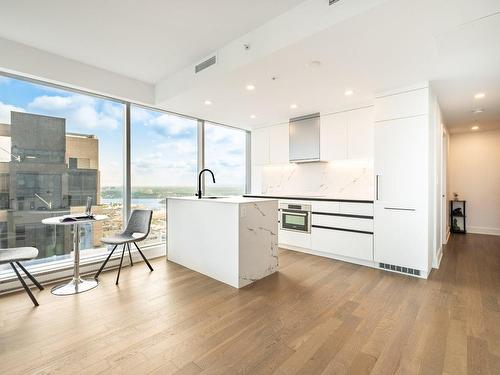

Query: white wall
[449,129,500,235]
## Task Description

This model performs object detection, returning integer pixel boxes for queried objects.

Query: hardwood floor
[1,233,499,374]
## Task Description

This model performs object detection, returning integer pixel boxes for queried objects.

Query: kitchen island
[167,196,279,288]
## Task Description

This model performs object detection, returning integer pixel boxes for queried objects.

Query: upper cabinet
[268,123,289,164]
[320,106,374,162]
[320,112,348,161]
[347,106,374,159]
[251,106,375,166]
[375,88,429,121]
[251,127,269,165]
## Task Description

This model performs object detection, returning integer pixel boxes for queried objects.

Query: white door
[269,124,289,164]
[251,127,270,165]
[320,112,348,161]
[374,115,429,270]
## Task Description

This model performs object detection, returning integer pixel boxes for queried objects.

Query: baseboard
[467,226,500,236]
[279,244,428,279]
[433,245,443,269]
[280,243,377,269]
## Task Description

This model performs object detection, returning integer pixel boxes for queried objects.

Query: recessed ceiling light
[307,60,322,68]
[290,104,298,109]
[204,99,212,105]
[246,84,255,91]
[472,108,484,114]
[250,114,256,119]
[471,125,479,130]
[344,89,354,96]
[474,92,485,99]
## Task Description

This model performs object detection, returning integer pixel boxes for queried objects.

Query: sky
[0,75,246,188]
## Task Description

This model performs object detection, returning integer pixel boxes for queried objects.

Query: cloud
[28,94,121,131]
[132,151,197,185]
[0,101,25,124]
[147,113,197,138]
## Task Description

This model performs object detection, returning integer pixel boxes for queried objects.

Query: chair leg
[127,243,133,266]
[10,262,39,307]
[133,242,154,272]
[115,245,126,285]
[95,245,117,280]
[15,261,44,290]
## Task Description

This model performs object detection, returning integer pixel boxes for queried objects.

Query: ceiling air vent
[329,0,341,5]
[379,263,421,277]
[195,55,216,73]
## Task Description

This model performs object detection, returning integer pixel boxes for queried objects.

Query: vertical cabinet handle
[376,175,380,200]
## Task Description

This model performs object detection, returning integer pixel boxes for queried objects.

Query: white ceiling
[157,0,500,132]
[0,0,305,83]
[1,0,500,133]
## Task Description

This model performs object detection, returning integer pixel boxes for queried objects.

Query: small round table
[42,214,109,295]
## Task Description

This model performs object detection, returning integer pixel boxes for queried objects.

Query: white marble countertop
[167,196,278,204]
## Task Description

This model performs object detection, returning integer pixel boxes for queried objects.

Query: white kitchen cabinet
[347,106,374,159]
[374,87,429,122]
[374,115,428,208]
[373,94,430,274]
[268,123,289,164]
[251,127,270,165]
[373,207,427,270]
[313,214,373,233]
[311,227,373,261]
[279,229,311,249]
[320,112,348,161]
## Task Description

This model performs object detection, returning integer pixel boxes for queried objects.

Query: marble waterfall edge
[238,201,279,286]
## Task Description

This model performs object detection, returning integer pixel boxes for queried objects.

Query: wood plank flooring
[1,233,499,374]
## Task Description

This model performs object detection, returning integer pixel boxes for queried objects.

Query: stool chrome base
[51,277,99,296]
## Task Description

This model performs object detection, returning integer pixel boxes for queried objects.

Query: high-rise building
[0,111,100,260]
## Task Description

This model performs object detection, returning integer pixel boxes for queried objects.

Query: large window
[0,74,249,279]
[131,106,198,246]
[204,122,247,196]
[0,76,123,269]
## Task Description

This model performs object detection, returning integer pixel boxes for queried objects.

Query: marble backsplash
[256,160,374,199]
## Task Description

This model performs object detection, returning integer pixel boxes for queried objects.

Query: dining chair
[94,209,154,284]
[0,247,44,306]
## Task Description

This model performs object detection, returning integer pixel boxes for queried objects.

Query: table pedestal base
[51,277,99,296]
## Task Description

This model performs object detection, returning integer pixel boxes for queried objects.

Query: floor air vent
[329,0,341,5]
[379,263,421,276]
[195,55,216,73]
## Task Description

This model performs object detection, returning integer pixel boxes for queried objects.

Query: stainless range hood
[289,112,320,163]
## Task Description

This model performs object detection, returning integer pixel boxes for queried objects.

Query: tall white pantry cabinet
[373,84,435,276]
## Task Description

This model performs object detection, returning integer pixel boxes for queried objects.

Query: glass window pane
[0,76,124,270]
[131,106,198,247]
[204,123,246,196]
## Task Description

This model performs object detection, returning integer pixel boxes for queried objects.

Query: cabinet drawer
[338,202,373,216]
[311,201,340,213]
[311,227,373,261]
[312,214,373,232]
[278,229,311,249]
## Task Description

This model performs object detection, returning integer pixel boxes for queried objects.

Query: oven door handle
[283,212,308,216]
